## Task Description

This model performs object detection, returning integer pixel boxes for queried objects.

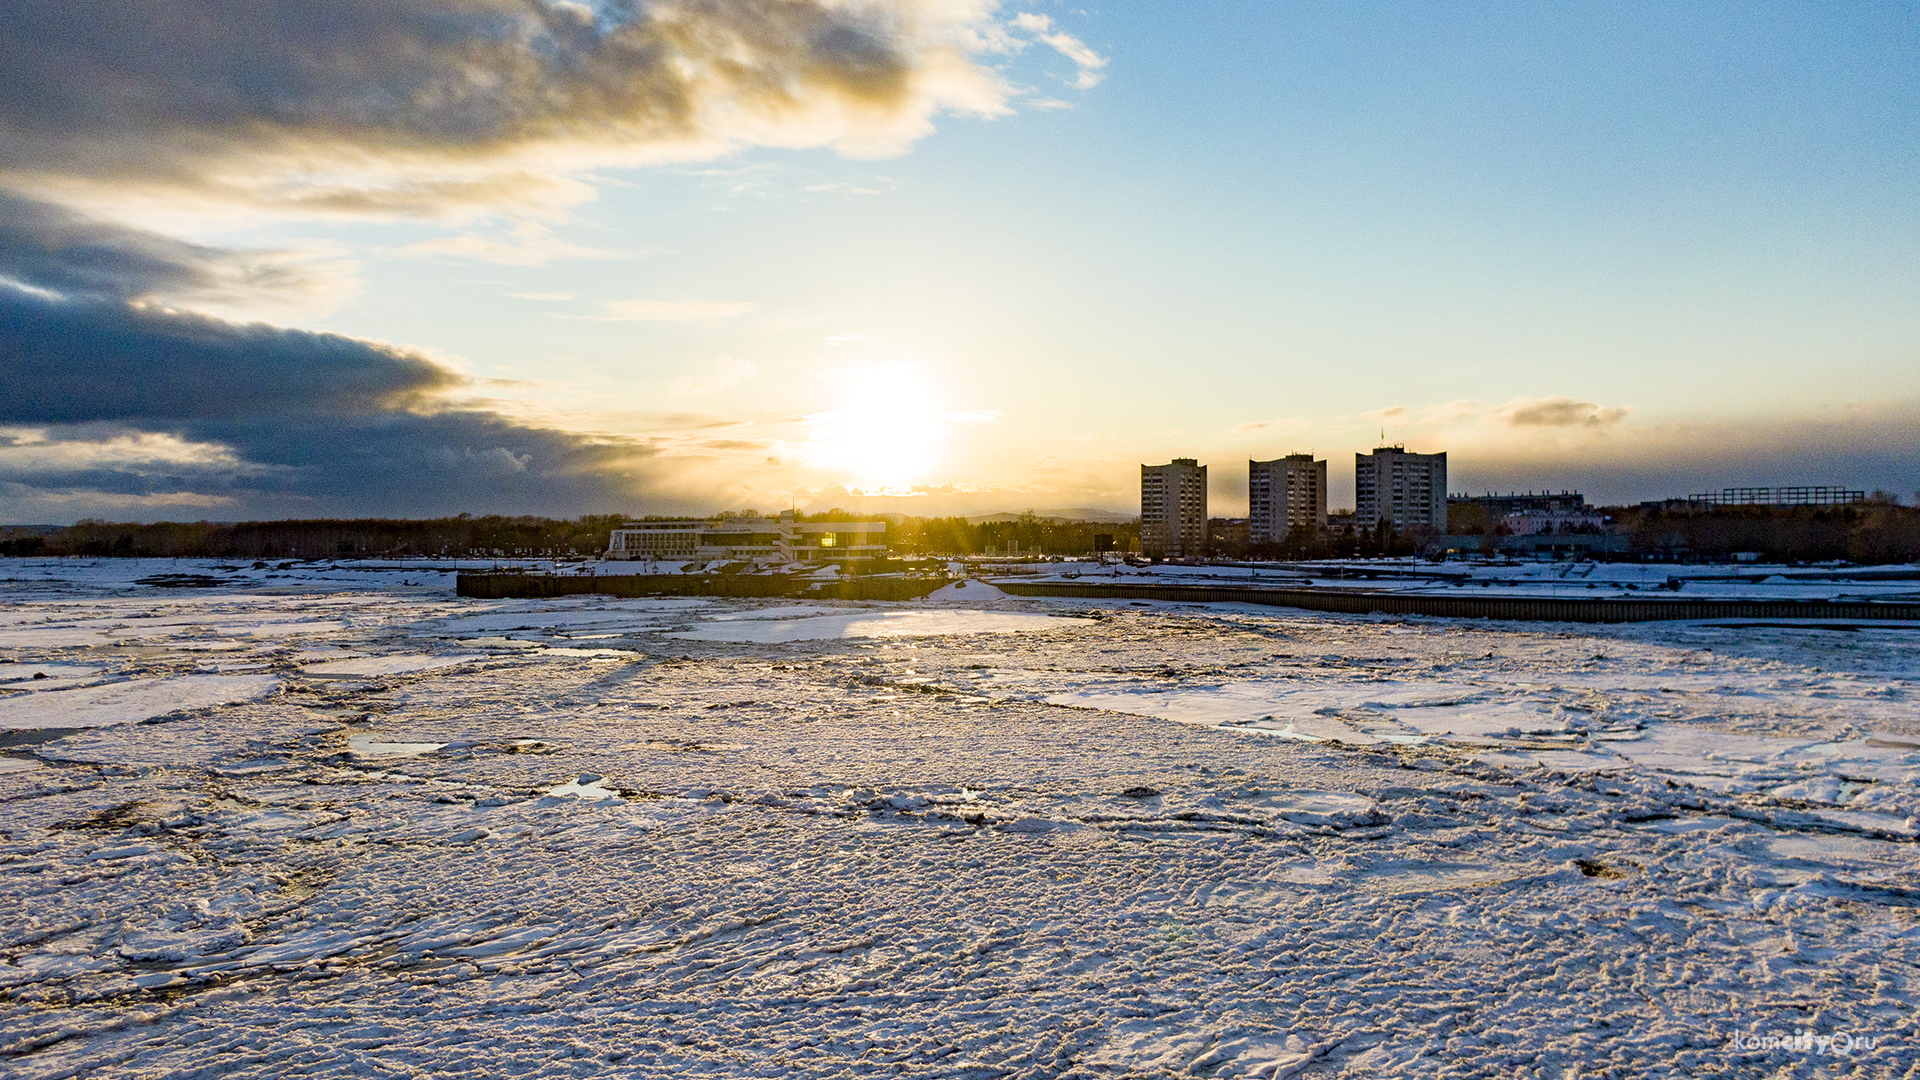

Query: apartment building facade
[1355,446,1447,533]
[1248,454,1328,544]
[1141,458,1208,558]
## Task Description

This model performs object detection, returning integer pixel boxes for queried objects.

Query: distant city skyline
[2,2,1915,523]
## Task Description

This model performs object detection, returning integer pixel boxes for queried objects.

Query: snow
[668,607,1071,643]
[301,653,474,677]
[922,578,1010,602]
[347,734,445,757]
[0,557,1915,1077]
[0,673,279,730]
[1006,556,1920,603]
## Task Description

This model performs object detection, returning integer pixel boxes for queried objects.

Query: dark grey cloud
[0,201,667,519]
[0,192,318,304]
[0,0,1005,212]
[1,289,460,424]
[0,412,666,519]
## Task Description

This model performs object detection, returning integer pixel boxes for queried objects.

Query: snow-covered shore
[1,560,1914,1076]
[984,556,1920,604]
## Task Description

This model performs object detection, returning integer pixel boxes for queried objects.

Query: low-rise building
[607,511,887,564]
[1448,491,1588,517]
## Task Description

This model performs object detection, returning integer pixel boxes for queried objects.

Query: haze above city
[2,1,1915,523]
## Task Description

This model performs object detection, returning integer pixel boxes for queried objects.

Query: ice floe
[0,557,1915,1077]
[0,673,279,730]
[669,608,1071,643]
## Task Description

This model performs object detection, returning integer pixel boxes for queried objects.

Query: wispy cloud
[672,360,759,397]
[1362,405,1411,423]
[1231,416,1312,434]
[399,223,620,266]
[1011,14,1108,89]
[948,410,1004,424]
[561,299,756,323]
[507,292,575,302]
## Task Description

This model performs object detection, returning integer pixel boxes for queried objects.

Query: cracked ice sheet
[666,608,1072,643]
[0,674,280,730]
[301,654,476,677]
[0,563,1916,1078]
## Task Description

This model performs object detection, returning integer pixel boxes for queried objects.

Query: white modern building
[1355,446,1447,533]
[607,511,887,565]
[1141,458,1208,558]
[1249,454,1327,544]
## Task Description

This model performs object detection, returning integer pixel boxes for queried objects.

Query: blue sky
[2,1,1915,520]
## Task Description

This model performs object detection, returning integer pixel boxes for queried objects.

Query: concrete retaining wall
[990,580,1920,623]
[456,573,948,602]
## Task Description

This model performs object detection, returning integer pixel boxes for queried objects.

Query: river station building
[607,511,887,565]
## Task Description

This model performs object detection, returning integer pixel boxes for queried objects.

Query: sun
[803,364,943,493]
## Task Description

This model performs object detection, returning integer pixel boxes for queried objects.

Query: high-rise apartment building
[1355,446,1447,532]
[1141,458,1208,557]
[1248,454,1327,544]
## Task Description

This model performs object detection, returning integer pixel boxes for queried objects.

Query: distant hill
[964,508,1136,524]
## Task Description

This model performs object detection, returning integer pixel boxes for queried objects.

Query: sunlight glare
[804,364,943,493]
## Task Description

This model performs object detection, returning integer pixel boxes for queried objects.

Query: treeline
[9,504,1915,563]
[1206,524,1428,561]
[1616,503,1920,563]
[891,515,1139,556]
[0,515,629,559]
[0,512,1143,560]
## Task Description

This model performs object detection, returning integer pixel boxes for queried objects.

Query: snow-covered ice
[0,557,1916,1077]
[0,674,280,730]
[668,607,1071,643]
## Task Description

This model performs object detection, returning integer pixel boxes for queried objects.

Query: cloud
[1419,399,1487,424]
[1497,397,1632,429]
[566,299,756,322]
[0,2,1103,521]
[1362,405,1411,423]
[0,481,240,515]
[1447,401,1920,505]
[1008,13,1107,88]
[0,192,350,316]
[0,0,1018,217]
[671,359,758,397]
[507,292,576,301]
[1230,416,1311,434]
[0,426,259,474]
[0,229,671,519]
[803,178,896,195]
[2,288,462,424]
[947,410,1003,424]
[398,222,623,265]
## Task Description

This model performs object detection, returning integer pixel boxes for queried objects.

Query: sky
[2,0,1916,523]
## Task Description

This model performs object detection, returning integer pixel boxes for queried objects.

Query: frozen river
[0,559,1916,1076]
